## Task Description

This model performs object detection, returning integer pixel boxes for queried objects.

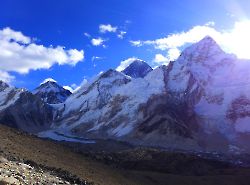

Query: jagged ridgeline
[2,36,250,153]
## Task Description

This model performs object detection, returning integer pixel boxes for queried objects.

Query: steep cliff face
[164,36,250,152]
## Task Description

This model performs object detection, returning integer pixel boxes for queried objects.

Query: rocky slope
[2,124,250,185]
[0,124,143,185]
[0,81,53,133]
[0,156,83,185]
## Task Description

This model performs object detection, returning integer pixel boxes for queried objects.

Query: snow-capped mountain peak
[178,36,227,65]
[122,59,153,78]
[35,81,62,93]
[40,78,57,85]
[33,80,71,104]
[4,36,250,153]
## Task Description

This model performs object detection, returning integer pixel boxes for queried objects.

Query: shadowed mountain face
[33,81,72,104]
[0,81,53,133]
[122,59,153,78]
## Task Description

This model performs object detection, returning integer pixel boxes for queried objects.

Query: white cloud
[0,27,31,44]
[99,24,127,39]
[153,54,169,65]
[0,70,15,83]
[167,48,181,61]
[91,38,105,47]
[0,27,84,83]
[40,78,57,85]
[205,21,215,27]
[125,20,132,24]
[116,57,141,72]
[91,56,104,62]
[153,49,181,66]
[64,78,88,93]
[141,24,221,50]
[68,49,84,63]
[130,20,250,62]
[84,32,91,38]
[117,31,127,39]
[99,24,117,33]
[129,40,142,47]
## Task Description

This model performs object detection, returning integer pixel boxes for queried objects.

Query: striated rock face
[53,69,132,131]
[0,81,53,133]
[226,96,250,123]
[122,59,153,78]
[33,81,72,104]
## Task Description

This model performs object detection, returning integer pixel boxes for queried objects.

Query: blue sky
[0,0,250,90]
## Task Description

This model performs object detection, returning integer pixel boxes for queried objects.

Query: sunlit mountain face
[2,1,250,185]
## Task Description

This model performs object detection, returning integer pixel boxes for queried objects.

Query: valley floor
[1,124,250,185]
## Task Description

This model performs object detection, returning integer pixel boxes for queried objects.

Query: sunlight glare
[224,20,250,59]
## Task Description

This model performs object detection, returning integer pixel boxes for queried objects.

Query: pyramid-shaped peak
[40,81,59,88]
[122,59,153,78]
[127,59,150,68]
[193,36,223,51]
[33,79,71,104]
[35,78,70,93]
[40,78,57,85]
[36,80,63,92]
[197,36,220,46]
[178,36,225,62]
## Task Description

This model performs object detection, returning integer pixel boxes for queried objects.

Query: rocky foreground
[2,124,250,185]
[0,156,86,185]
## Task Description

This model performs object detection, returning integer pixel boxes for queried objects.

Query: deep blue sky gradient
[0,0,249,89]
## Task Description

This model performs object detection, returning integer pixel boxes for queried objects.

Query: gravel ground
[0,156,87,185]
[2,125,250,185]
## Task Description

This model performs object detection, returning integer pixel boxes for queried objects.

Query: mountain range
[1,36,250,154]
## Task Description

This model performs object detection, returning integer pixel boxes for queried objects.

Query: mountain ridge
[1,36,250,154]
